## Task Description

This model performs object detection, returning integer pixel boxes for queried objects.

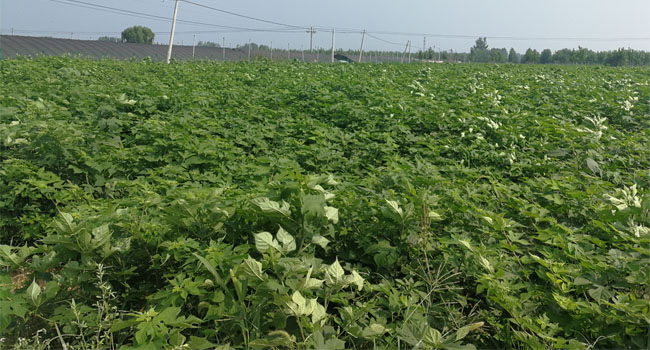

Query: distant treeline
[97,36,650,66]
[416,38,650,66]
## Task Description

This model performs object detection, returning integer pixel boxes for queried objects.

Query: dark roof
[0,35,247,61]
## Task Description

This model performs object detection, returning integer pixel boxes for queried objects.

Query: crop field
[0,57,649,349]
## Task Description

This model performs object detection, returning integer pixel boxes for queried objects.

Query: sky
[1,0,649,53]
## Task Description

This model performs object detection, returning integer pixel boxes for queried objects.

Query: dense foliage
[1,57,649,349]
[121,26,155,45]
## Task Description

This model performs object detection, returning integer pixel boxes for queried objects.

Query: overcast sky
[1,0,649,53]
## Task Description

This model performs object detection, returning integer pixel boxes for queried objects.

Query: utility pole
[288,43,291,60]
[166,0,179,64]
[192,34,196,59]
[222,37,225,60]
[423,36,426,52]
[408,41,412,63]
[270,41,273,60]
[307,27,316,52]
[301,45,305,62]
[401,40,409,63]
[358,30,366,63]
[248,39,252,61]
[331,28,335,63]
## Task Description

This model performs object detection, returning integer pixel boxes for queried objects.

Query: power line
[179,0,306,29]
[32,0,650,47]
[366,33,405,47]
[50,0,303,33]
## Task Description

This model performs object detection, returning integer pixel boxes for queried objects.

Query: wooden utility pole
[248,39,252,61]
[192,34,196,59]
[409,40,411,63]
[331,28,335,63]
[222,37,225,60]
[166,0,179,64]
[401,41,409,63]
[270,41,273,60]
[307,27,316,52]
[358,30,366,63]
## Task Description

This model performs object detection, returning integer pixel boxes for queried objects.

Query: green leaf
[325,258,345,284]
[276,226,296,253]
[252,197,291,217]
[311,301,327,324]
[313,331,345,350]
[428,211,443,221]
[422,327,443,347]
[324,206,339,224]
[586,158,601,176]
[187,336,216,350]
[240,257,265,281]
[312,235,330,248]
[254,231,280,253]
[455,322,484,341]
[361,323,388,338]
[26,279,41,303]
[573,277,592,286]
[385,199,403,217]
[346,270,364,291]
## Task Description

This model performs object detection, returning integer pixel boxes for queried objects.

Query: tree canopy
[121,26,155,44]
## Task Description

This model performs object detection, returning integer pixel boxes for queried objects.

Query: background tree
[469,37,489,63]
[540,49,552,64]
[98,36,122,43]
[521,48,540,64]
[508,48,519,63]
[121,26,155,44]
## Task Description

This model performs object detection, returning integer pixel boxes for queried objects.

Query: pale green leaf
[385,199,403,217]
[254,232,280,253]
[311,235,330,248]
[276,226,296,253]
[311,301,327,324]
[346,270,364,291]
[324,206,339,224]
[26,279,41,303]
[252,197,291,217]
[428,211,443,221]
[361,323,388,338]
[422,327,443,347]
[325,258,345,284]
[456,322,484,341]
[240,257,265,281]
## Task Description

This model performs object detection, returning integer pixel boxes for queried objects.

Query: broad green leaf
[312,235,330,248]
[361,323,388,338]
[313,330,346,350]
[428,211,443,221]
[254,232,280,253]
[304,277,324,289]
[422,327,443,347]
[346,270,364,291]
[26,279,41,303]
[311,301,327,324]
[240,257,265,281]
[324,206,339,224]
[385,199,403,217]
[455,322,484,341]
[573,277,592,286]
[252,197,291,217]
[276,226,296,252]
[478,255,494,273]
[325,258,345,284]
